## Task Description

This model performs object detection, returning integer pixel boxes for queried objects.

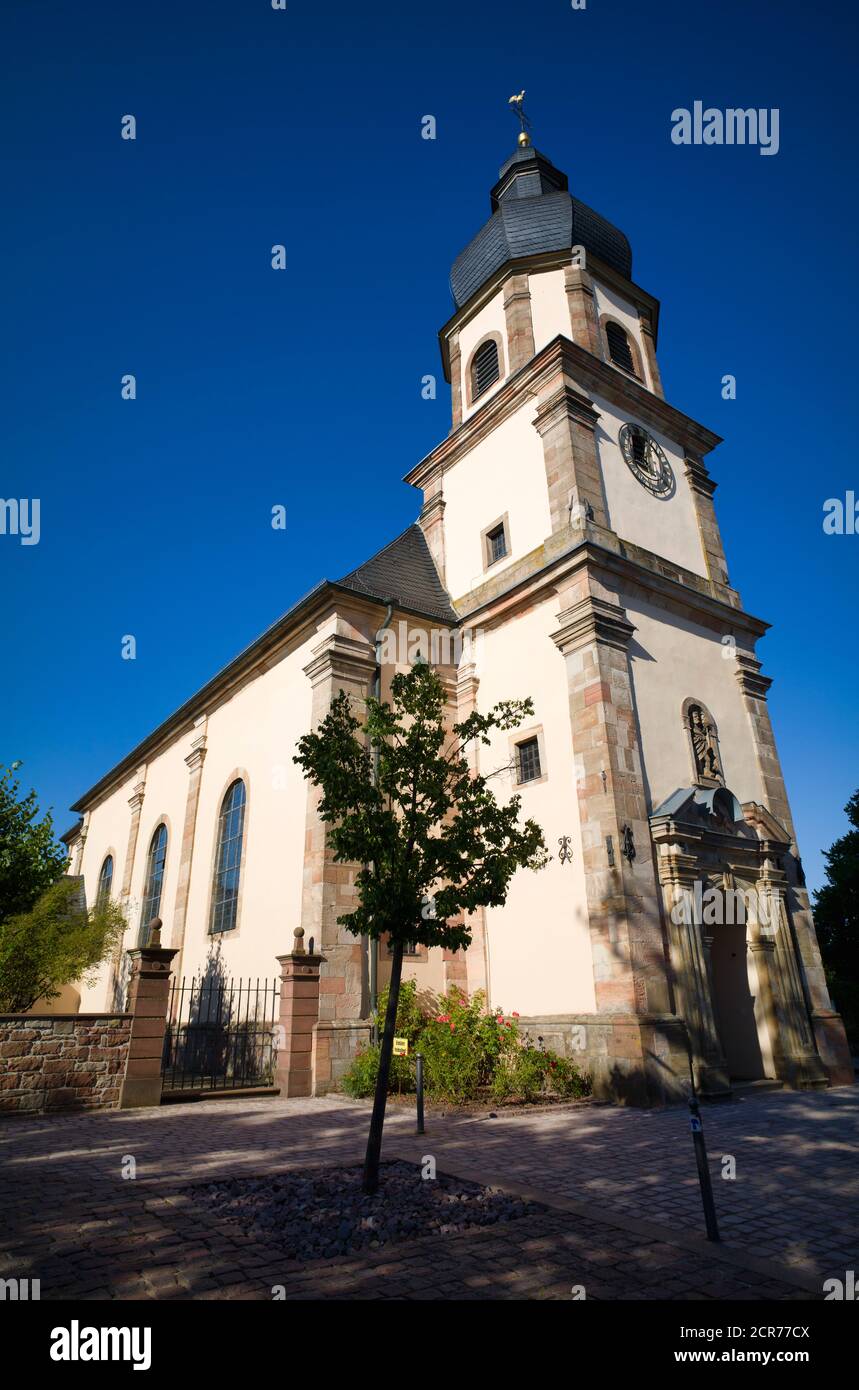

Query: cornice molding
[184,734,208,775]
[553,595,636,656]
[436,250,662,377]
[456,533,768,642]
[532,383,601,435]
[405,334,722,492]
[684,455,718,499]
[303,631,377,690]
[734,652,773,701]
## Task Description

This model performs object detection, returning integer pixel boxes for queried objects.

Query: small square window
[387,939,419,957]
[516,736,542,784]
[481,514,511,572]
[488,526,506,563]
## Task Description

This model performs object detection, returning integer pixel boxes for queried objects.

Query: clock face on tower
[619,423,675,497]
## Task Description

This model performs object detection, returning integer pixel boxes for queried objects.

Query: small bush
[492,1044,589,1103]
[374,978,424,1045]
[340,1044,414,1098]
[339,982,589,1104]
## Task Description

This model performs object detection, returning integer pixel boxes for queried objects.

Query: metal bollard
[415,1052,425,1135]
[688,1094,720,1242]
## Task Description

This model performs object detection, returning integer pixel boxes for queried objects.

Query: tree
[0,876,127,1013]
[814,788,859,1043]
[294,661,548,1194]
[0,764,68,924]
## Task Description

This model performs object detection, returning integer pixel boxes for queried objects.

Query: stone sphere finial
[293,927,306,956]
[148,917,163,947]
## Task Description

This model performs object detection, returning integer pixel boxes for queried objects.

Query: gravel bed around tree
[194,1159,547,1260]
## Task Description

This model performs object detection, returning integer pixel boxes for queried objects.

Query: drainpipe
[369,600,394,1043]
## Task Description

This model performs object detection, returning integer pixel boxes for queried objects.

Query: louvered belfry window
[605,321,636,375]
[472,339,500,399]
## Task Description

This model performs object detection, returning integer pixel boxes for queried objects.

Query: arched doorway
[707,895,769,1081]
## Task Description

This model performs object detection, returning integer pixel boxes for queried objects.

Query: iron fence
[161,974,281,1093]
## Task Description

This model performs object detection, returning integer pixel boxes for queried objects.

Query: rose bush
[340,984,589,1104]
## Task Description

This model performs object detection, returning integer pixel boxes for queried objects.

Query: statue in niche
[688,704,724,785]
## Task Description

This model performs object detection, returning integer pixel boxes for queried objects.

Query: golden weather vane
[508,90,532,147]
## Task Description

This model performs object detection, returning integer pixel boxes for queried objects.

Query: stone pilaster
[419,487,446,586]
[736,657,853,1086]
[552,579,685,1104]
[121,771,147,899]
[752,864,828,1089]
[448,332,463,430]
[639,314,664,398]
[564,265,602,356]
[654,845,730,1098]
[71,813,89,875]
[684,454,731,595]
[169,718,208,985]
[301,625,377,1092]
[118,920,177,1109]
[275,929,325,1097]
[533,384,608,533]
[456,660,489,1000]
[108,768,147,1010]
[503,273,535,372]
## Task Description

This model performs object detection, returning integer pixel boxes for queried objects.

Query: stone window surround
[383,932,424,960]
[481,511,512,572]
[599,312,646,386]
[205,769,251,941]
[464,330,506,410]
[509,724,549,787]
[138,815,172,943]
[96,847,118,906]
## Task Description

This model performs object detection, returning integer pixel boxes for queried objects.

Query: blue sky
[2,0,857,891]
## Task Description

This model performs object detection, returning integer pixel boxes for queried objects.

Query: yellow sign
[393,1037,409,1056]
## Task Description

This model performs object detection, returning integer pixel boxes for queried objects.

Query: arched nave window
[209,780,247,935]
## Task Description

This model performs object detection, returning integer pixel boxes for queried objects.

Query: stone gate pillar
[118,919,177,1109]
[275,929,326,1098]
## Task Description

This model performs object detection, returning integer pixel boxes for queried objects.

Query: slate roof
[337,524,458,624]
[450,145,632,309]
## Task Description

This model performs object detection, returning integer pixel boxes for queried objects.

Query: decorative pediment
[650,784,746,835]
[741,801,791,848]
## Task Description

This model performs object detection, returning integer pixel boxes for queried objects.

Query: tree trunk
[362,938,403,1195]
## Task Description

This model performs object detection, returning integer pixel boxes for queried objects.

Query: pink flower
[512,1012,520,1019]
[436,1014,450,1023]
[449,1022,456,1033]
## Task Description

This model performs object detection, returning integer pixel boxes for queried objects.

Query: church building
[65,128,853,1105]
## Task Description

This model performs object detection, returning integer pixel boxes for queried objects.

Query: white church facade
[65,134,853,1104]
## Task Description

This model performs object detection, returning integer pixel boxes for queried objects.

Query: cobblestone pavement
[0,1087,855,1300]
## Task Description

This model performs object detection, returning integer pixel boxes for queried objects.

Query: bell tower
[405,119,853,1104]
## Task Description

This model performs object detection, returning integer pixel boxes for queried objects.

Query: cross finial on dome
[508,90,532,147]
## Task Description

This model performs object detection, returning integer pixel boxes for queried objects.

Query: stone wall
[0,1014,132,1115]
[517,1011,691,1107]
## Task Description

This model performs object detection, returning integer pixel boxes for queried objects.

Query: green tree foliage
[0,764,68,923]
[0,876,127,1013]
[295,662,548,1192]
[814,789,859,1043]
